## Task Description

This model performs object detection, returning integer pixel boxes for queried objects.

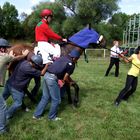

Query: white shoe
[32,116,42,120]
[53,117,62,121]
[25,107,30,112]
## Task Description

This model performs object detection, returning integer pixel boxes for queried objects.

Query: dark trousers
[105,57,120,77]
[115,75,138,103]
[22,77,41,110]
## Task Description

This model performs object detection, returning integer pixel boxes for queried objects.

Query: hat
[31,55,43,68]
[69,49,80,58]
[0,38,11,48]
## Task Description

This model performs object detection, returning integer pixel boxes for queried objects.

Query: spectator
[105,40,122,77]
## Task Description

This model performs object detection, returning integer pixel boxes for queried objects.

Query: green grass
[1,59,140,140]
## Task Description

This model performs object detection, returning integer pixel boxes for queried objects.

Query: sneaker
[32,116,42,120]
[51,117,62,121]
[25,107,30,112]
[114,101,120,106]
[6,115,13,120]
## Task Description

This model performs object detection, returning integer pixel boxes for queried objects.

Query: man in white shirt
[105,40,122,77]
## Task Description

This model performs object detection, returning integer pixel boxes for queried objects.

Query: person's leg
[24,87,36,103]
[123,77,138,100]
[115,75,134,105]
[105,58,115,76]
[47,78,61,120]
[60,84,66,99]
[0,96,7,134]
[24,77,41,104]
[33,79,50,118]
[31,77,41,97]
[21,100,27,110]
[2,82,11,100]
[6,87,24,119]
[21,96,30,112]
[115,58,119,77]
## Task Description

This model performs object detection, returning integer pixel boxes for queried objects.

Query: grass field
[1,58,140,140]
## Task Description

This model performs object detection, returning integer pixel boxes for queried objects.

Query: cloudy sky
[0,0,140,15]
[118,0,140,15]
[0,0,55,14]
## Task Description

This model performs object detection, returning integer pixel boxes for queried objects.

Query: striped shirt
[110,46,122,58]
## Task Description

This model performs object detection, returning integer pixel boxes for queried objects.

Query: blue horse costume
[69,27,100,49]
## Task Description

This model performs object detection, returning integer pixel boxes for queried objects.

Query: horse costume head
[60,27,106,62]
[68,27,106,49]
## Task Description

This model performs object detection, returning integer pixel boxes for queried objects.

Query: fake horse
[8,27,106,107]
[57,27,105,106]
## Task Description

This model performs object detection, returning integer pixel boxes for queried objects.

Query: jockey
[35,9,67,64]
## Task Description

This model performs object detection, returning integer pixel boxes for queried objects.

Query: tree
[62,17,84,37]
[109,12,130,28]
[0,6,4,37]
[59,0,119,24]
[22,2,66,41]
[0,2,20,39]
[95,22,112,45]
[57,0,120,38]
[109,12,130,41]
[19,12,28,21]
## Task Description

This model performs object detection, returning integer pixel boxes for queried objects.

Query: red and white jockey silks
[35,19,62,42]
[35,19,62,64]
[34,42,61,64]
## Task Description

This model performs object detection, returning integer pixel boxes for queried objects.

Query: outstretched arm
[63,73,75,85]
[40,63,52,76]
[120,55,133,63]
[9,49,29,61]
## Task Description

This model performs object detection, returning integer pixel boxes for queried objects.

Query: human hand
[9,50,15,57]
[119,54,124,58]
[58,80,65,88]
[22,49,29,56]
[62,38,67,42]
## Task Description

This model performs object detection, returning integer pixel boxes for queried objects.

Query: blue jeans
[0,96,7,133]
[2,82,24,119]
[34,72,61,119]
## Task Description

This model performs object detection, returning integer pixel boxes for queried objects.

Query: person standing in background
[105,40,122,77]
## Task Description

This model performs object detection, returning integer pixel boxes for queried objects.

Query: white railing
[80,49,110,60]
[85,49,109,58]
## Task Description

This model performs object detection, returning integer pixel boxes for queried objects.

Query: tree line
[0,1,139,45]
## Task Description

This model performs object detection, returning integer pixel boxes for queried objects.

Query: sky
[118,0,140,15]
[0,0,140,16]
[0,0,55,15]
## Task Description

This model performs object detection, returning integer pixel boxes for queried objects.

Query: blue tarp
[69,27,99,48]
